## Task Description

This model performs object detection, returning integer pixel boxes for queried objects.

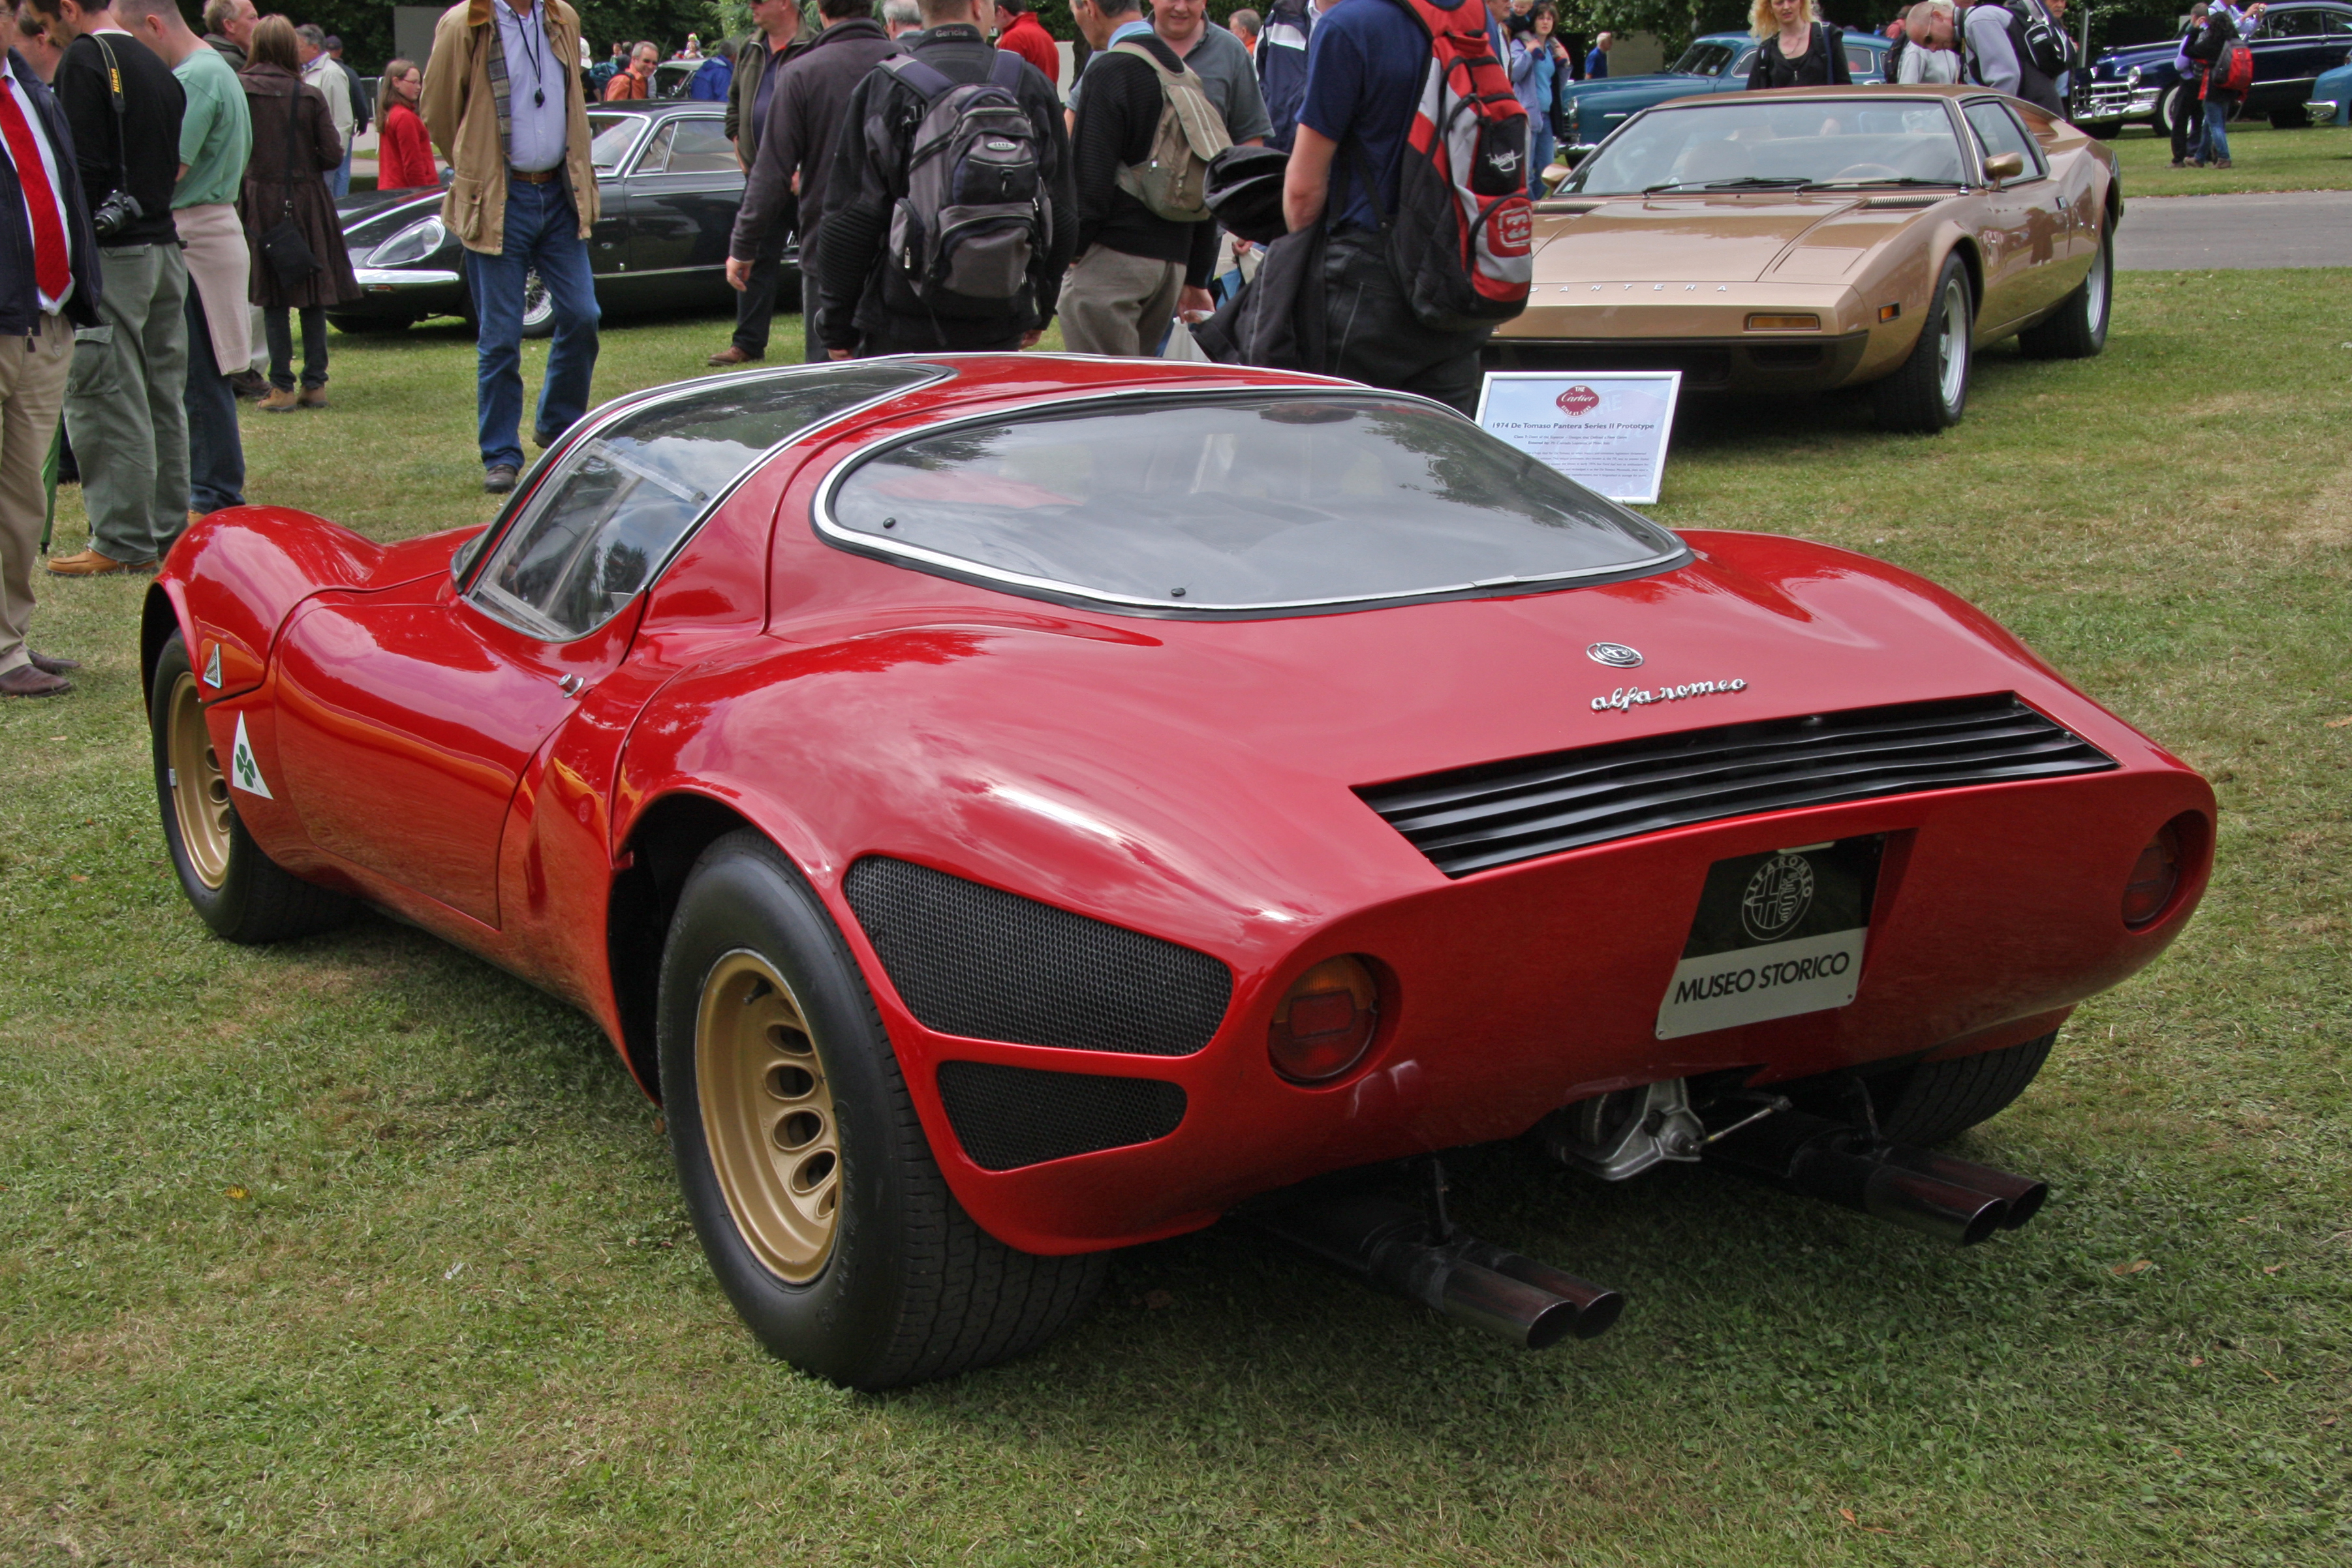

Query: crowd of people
[0,0,2263,700]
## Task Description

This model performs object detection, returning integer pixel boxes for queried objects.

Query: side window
[2326,12,2352,34]
[1846,43,1877,73]
[1731,46,1758,75]
[467,363,944,641]
[1963,100,2047,179]
[637,122,675,176]
[662,118,739,174]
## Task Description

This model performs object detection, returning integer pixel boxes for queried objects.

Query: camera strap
[87,34,131,206]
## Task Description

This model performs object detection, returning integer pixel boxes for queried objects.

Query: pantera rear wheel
[658,830,1104,1389]
[1877,1032,2056,1146]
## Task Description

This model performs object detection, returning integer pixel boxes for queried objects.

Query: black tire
[2018,219,2111,360]
[1872,251,1973,434]
[149,632,354,944]
[2081,119,2120,140]
[2269,106,2311,130]
[2154,84,2190,140]
[657,830,1104,1390]
[326,315,416,335]
[1877,1032,2055,1146]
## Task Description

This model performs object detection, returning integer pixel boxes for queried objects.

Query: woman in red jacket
[373,58,437,191]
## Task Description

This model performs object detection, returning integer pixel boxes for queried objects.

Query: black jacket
[726,25,814,161]
[731,17,900,261]
[0,49,102,333]
[816,25,1075,351]
[1748,23,1854,90]
[1070,34,1219,285]
[55,29,185,250]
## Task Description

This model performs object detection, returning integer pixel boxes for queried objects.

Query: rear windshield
[818,392,1686,613]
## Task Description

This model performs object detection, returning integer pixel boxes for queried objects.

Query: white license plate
[1655,836,1883,1041]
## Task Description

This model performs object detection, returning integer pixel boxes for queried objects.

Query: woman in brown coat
[237,16,361,411]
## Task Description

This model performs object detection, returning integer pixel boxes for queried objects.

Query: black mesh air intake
[936,1061,1186,1171]
[1358,694,2116,878]
[843,857,1232,1055]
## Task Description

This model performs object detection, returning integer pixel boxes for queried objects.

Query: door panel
[1961,100,2062,331]
[623,117,745,277]
[272,581,636,926]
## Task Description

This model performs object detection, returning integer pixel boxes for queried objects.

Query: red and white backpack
[1377,0,1534,330]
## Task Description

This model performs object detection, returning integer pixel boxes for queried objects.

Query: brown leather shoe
[0,663,70,697]
[28,650,81,675]
[258,387,301,413]
[298,385,329,408]
[46,547,153,577]
[707,345,760,366]
[229,369,270,399]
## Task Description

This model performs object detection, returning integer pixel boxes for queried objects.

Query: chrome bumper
[2308,99,2343,124]
[2079,82,2161,122]
[352,268,463,292]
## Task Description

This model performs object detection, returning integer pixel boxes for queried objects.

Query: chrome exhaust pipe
[1703,1110,2026,1247]
[1255,1193,1624,1349]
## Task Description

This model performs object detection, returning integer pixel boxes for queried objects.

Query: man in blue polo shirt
[1280,0,1511,414]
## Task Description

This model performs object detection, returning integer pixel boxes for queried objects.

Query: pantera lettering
[1592,678,1748,713]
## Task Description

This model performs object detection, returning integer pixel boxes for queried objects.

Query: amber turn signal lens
[2121,820,2185,928]
[1878,303,1902,322]
[1745,313,1821,331]
[1269,956,1380,1083]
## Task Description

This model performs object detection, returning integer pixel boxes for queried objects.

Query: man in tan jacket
[420,0,600,493]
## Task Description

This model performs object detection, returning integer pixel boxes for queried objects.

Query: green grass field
[2107,113,2352,192]
[3,270,2348,1565]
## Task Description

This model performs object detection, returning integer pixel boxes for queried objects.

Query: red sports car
[142,356,2212,1388]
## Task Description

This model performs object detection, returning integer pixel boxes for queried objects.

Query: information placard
[1474,371,1682,505]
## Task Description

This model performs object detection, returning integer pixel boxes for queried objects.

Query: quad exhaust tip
[1256,1189,1624,1351]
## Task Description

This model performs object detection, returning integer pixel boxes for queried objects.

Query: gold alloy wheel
[696,952,841,1283]
[166,671,233,890]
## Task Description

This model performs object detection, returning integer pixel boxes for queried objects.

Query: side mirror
[1984,151,2026,185]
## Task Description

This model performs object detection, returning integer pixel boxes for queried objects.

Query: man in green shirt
[126,0,251,519]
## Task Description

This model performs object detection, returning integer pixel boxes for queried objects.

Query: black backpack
[2005,0,2072,78]
[879,52,1045,307]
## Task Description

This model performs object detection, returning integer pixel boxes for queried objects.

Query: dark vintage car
[2081,0,2352,133]
[333,101,782,337]
[1559,29,1892,154]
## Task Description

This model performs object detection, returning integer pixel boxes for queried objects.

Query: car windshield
[1573,99,1969,193]
[1668,41,1735,74]
[820,392,1687,613]
[589,114,640,171]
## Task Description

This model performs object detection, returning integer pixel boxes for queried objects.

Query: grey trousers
[1058,245,1183,358]
[1,315,74,676]
[65,243,191,564]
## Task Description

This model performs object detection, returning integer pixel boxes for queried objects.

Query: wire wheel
[166,671,232,890]
[696,951,841,1283]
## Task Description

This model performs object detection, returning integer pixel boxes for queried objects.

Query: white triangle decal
[229,713,272,799]
[202,642,223,688]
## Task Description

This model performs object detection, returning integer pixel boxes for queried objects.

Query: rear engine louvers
[843,856,1232,1054]
[1357,694,2116,878]
[935,1061,1186,1171]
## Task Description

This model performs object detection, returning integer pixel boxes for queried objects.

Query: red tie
[0,73,72,306]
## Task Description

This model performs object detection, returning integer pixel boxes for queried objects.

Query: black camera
[91,188,144,241]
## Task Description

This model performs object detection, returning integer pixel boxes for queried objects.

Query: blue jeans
[2200,94,2233,162]
[466,179,600,472]
[183,284,243,514]
[1527,125,1558,199]
[330,150,351,198]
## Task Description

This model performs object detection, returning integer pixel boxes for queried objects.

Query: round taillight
[2121,820,2185,928]
[1268,956,1380,1083]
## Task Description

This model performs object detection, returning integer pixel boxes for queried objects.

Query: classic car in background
[2080,0,2352,133]
[2308,54,2352,121]
[1493,87,2117,433]
[332,101,775,337]
[144,354,2208,1388]
[1559,29,1891,154]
